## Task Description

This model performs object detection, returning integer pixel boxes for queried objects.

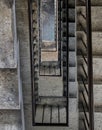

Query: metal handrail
[79,22,87,34]
[79,50,88,65]
[78,0,94,130]
[86,0,94,129]
[80,38,87,50]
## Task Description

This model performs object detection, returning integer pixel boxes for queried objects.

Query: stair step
[63,37,76,51]
[61,9,75,22]
[79,84,102,112]
[69,51,76,67]
[36,97,66,106]
[62,23,75,36]
[94,85,102,112]
[77,7,102,31]
[0,110,21,130]
[77,0,102,6]
[79,112,102,130]
[69,0,75,8]
[39,80,78,98]
[69,67,76,81]
[69,37,76,51]
[77,31,102,56]
[69,23,75,36]
[39,76,63,97]
[41,51,58,62]
[78,58,102,83]
[69,9,75,22]
[0,69,19,109]
[24,98,78,130]
[40,66,60,76]
[0,0,17,69]
[94,112,102,130]
[69,82,77,98]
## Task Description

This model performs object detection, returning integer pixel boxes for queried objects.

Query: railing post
[86,0,94,130]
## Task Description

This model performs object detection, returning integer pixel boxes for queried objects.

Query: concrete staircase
[77,0,102,129]
[0,0,24,130]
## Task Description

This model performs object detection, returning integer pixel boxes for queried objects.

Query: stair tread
[78,58,102,83]
[80,84,102,112]
[77,6,102,31]
[0,0,17,69]
[79,112,102,130]
[69,51,76,67]
[69,82,77,98]
[69,67,76,81]
[69,37,76,51]
[0,69,20,109]
[77,31,102,56]
[39,76,63,97]
[0,110,21,130]
[24,98,78,130]
[77,0,102,6]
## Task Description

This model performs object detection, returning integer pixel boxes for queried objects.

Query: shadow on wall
[2,0,13,8]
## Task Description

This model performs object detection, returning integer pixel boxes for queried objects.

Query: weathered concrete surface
[41,51,58,61]
[24,98,78,130]
[77,7,102,31]
[0,69,19,109]
[78,58,102,83]
[69,9,75,22]
[69,67,76,81]
[94,85,102,111]
[23,81,77,105]
[94,113,102,130]
[69,51,76,67]
[79,112,102,130]
[77,31,102,56]
[15,0,28,9]
[0,110,21,130]
[0,0,17,68]
[69,23,75,36]
[79,84,102,112]
[39,76,63,96]
[77,0,102,6]
[69,82,77,98]
[69,37,76,51]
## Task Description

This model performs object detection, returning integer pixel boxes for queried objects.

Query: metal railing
[78,0,94,130]
[28,0,69,126]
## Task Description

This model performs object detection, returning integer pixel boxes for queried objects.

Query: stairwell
[23,0,78,129]
[77,0,102,129]
[0,0,78,129]
[1,0,102,130]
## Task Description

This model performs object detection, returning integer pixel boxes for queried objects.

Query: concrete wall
[0,0,17,68]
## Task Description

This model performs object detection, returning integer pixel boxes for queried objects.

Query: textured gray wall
[0,0,17,68]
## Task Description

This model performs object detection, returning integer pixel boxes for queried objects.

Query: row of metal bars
[78,0,94,130]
